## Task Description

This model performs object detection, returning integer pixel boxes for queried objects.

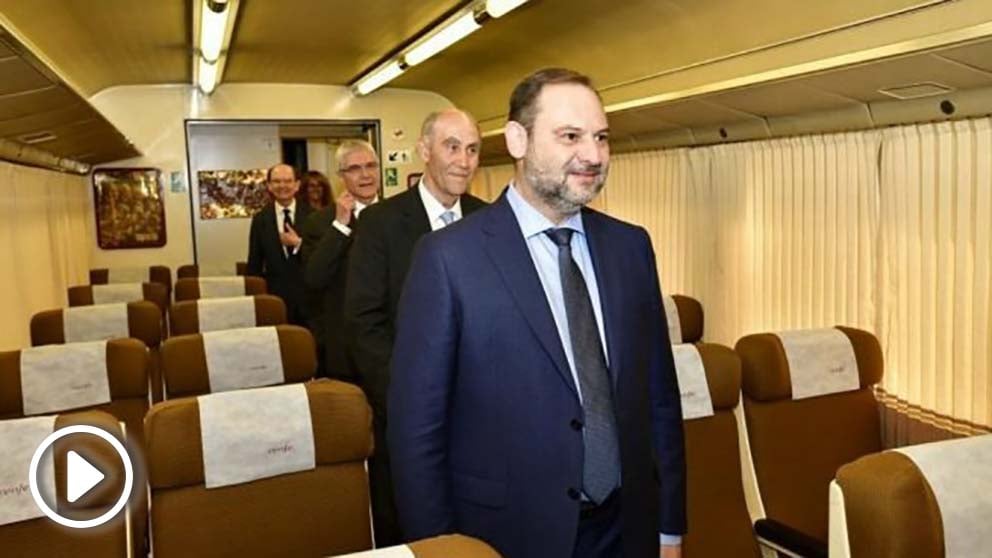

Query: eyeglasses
[339,162,380,175]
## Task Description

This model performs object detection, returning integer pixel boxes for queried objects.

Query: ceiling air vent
[17,131,58,145]
[878,82,955,100]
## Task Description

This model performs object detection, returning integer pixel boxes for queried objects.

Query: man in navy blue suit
[388,68,686,558]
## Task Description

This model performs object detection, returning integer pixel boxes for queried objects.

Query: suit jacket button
[570,419,583,431]
[567,488,581,500]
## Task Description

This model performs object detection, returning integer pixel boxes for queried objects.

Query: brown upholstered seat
[343,535,502,557]
[173,276,267,301]
[145,380,373,558]
[31,301,166,405]
[671,294,704,343]
[68,282,169,315]
[735,326,883,549]
[160,324,315,399]
[168,294,287,336]
[0,410,133,557]
[1,339,152,556]
[679,343,762,558]
[832,451,944,558]
[176,264,198,279]
[90,265,173,296]
[236,261,248,276]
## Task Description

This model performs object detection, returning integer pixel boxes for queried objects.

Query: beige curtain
[0,161,90,350]
[603,133,881,347]
[879,119,992,432]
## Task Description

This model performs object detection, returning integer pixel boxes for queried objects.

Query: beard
[523,153,607,216]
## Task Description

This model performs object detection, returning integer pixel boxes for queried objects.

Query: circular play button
[28,424,134,529]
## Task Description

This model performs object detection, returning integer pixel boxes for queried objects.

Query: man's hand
[280,224,302,248]
[335,191,356,225]
[660,544,681,558]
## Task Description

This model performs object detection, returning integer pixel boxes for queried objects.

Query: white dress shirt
[418,179,462,231]
[274,199,300,256]
[332,197,377,237]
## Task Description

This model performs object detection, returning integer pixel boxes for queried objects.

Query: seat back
[0,411,131,557]
[833,434,992,558]
[31,301,165,404]
[339,535,501,557]
[665,294,704,343]
[236,261,248,276]
[90,265,172,294]
[173,276,267,301]
[675,342,762,557]
[160,324,315,399]
[30,301,162,348]
[69,282,169,314]
[176,264,198,279]
[735,326,883,543]
[145,380,373,558]
[168,295,287,335]
[0,338,149,439]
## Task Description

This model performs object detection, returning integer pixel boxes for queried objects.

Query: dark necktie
[283,208,294,232]
[283,208,293,258]
[544,227,620,503]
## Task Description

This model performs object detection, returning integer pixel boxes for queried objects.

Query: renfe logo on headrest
[0,483,31,498]
[266,443,295,456]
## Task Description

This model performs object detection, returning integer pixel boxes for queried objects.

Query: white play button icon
[66,450,105,503]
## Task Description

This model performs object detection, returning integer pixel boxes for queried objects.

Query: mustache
[566,163,604,174]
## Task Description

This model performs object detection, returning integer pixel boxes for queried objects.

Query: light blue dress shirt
[505,184,681,547]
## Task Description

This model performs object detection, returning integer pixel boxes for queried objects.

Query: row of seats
[670,299,989,558]
[3,309,501,556]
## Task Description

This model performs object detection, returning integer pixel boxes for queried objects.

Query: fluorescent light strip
[485,0,528,18]
[404,12,481,66]
[200,1,230,62]
[354,61,405,96]
[198,58,219,94]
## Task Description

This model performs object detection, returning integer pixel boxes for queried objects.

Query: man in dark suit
[246,163,312,326]
[301,141,381,380]
[345,107,487,547]
[388,69,687,558]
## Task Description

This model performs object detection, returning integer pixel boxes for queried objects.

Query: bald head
[420,108,480,142]
[417,108,482,208]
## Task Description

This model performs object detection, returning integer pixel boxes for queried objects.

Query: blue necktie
[545,227,620,503]
[440,210,456,227]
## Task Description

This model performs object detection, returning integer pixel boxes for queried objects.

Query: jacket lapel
[400,187,432,238]
[484,195,578,398]
[582,209,623,386]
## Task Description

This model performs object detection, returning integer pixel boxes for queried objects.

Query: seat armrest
[754,518,827,558]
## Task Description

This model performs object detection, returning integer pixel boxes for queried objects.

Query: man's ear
[505,121,528,159]
[416,137,430,162]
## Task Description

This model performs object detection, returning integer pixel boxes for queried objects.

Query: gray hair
[420,108,480,141]
[334,139,377,171]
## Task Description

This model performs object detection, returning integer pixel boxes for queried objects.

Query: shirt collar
[506,182,584,240]
[354,196,377,216]
[418,179,462,223]
[275,199,297,214]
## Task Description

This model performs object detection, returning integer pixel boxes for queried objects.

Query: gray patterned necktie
[545,227,620,503]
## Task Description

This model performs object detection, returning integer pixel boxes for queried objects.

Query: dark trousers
[573,490,623,558]
[369,409,402,547]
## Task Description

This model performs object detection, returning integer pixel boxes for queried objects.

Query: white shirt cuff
[332,220,352,237]
[660,534,682,546]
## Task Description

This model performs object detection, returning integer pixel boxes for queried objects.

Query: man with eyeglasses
[344,108,487,547]
[246,163,312,326]
[302,140,381,382]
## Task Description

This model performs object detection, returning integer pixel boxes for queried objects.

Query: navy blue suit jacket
[388,193,686,558]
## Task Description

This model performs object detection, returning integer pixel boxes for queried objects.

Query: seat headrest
[0,339,148,417]
[68,283,168,313]
[173,277,267,301]
[145,380,372,490]
[29,301,162,348]
[168,295,287,336]
[160,324,315,398]
[671,295,704,343]
[695,343,741,411]
[176,264,198,279]
[735,326,882,402]
[407,535,502,558]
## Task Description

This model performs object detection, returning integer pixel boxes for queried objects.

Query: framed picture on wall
[197,168,269,219]
[92,167,167,249]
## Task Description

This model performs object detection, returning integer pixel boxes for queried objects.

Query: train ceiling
[1,0,992,169]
